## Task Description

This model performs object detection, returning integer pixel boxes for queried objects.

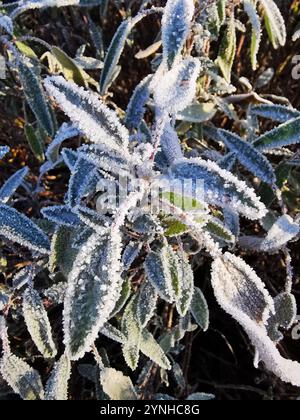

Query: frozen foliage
[63,234,123,360]
[152,58,201,114]
[44,355,71,400]
[0,146,9,160]
[251,104,300,123]
[261,215,300,252]
[161,0,194,69]
[243,0,261,70]
[125,75,152,131]
[171,158,267,219]
[22,286,57,358]
[100,368,137,400]
[211,253,300,386]
[44,76,129,153]
[0,167,29,203]
[0,204,50,254]
[218,129,276,185]
[259,0,286,49]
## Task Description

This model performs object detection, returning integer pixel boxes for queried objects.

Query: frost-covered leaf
[62,148,78,170]
[152,57,201,114]
[260,215,300,252]
[0,352,44,400]
[144,246,181,303]
[23,286,57,358]
[223,207,240,239]
[101,322,126,344]
[125,75,152,131]
[109,278,131,319]
[260,0,286,49]
[251,104,300,123]
[68,157,97,207]
[0,14,13,35]
[44,282,67,305]
[100,20,131,95]
[186,392,215,400]
[211,252,300,387]
[253,116,300,151]
[121,296,141,370]
[190,287,209,331]
[137,281,158,327]
[0,204,50,254]
[163,217,189,237]
[49,226,78,276]
[211,253,274,323]
[63,234,123,360]
[0,146,9,160]
[0,167,28,203]
[42,205,81,227]
[44,76,129,153]
[244,0,261,70]
[175,251,194,317]
[139,329,171,370]
[45,354,71,400]
[215,16,236,82]
[160,120,183,164]
[46,123,80,164]
[18,60,54,136]
[100,368,137,400]
[218,129,276,185]
[170,158,267,220]
[122,242,141,271]
[161,0,194,69]
[267,293,297,343]
[205,217,235,243]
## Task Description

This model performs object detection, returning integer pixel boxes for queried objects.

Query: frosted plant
[0,0,299,401]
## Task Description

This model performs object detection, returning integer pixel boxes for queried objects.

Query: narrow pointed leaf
[45,354,71,400]
[253,116,300,151]
[44,76,129,152]
[0,167,29,203]
[100,20,131,95]
[0,204,50,254]
[216,16,236,82]
[161,0,194,69]
[18,60,54,136]
[23,286,57,358]
[251,104,300,123]
[190,287,209,331]
[218,129,276,185]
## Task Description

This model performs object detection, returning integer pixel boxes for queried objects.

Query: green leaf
[175,252,194,317]
[18,60,54,136]
[260,0,286,49]
[121,296,141,370]
[140,329,171,370]
[109,278,131,319]
[163,217,190,237]
[51,47,86,87]
[49,226,79,277]
[176,102,217,123]
[190,287,209,331]
[100,368,137,400]
[23,286,57,358]
[215,16,236,82]
[244,0,262,70]
[205,218,235,243]
[267,293,297,342]
[24,123,45,162]
[252,116,300,151]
